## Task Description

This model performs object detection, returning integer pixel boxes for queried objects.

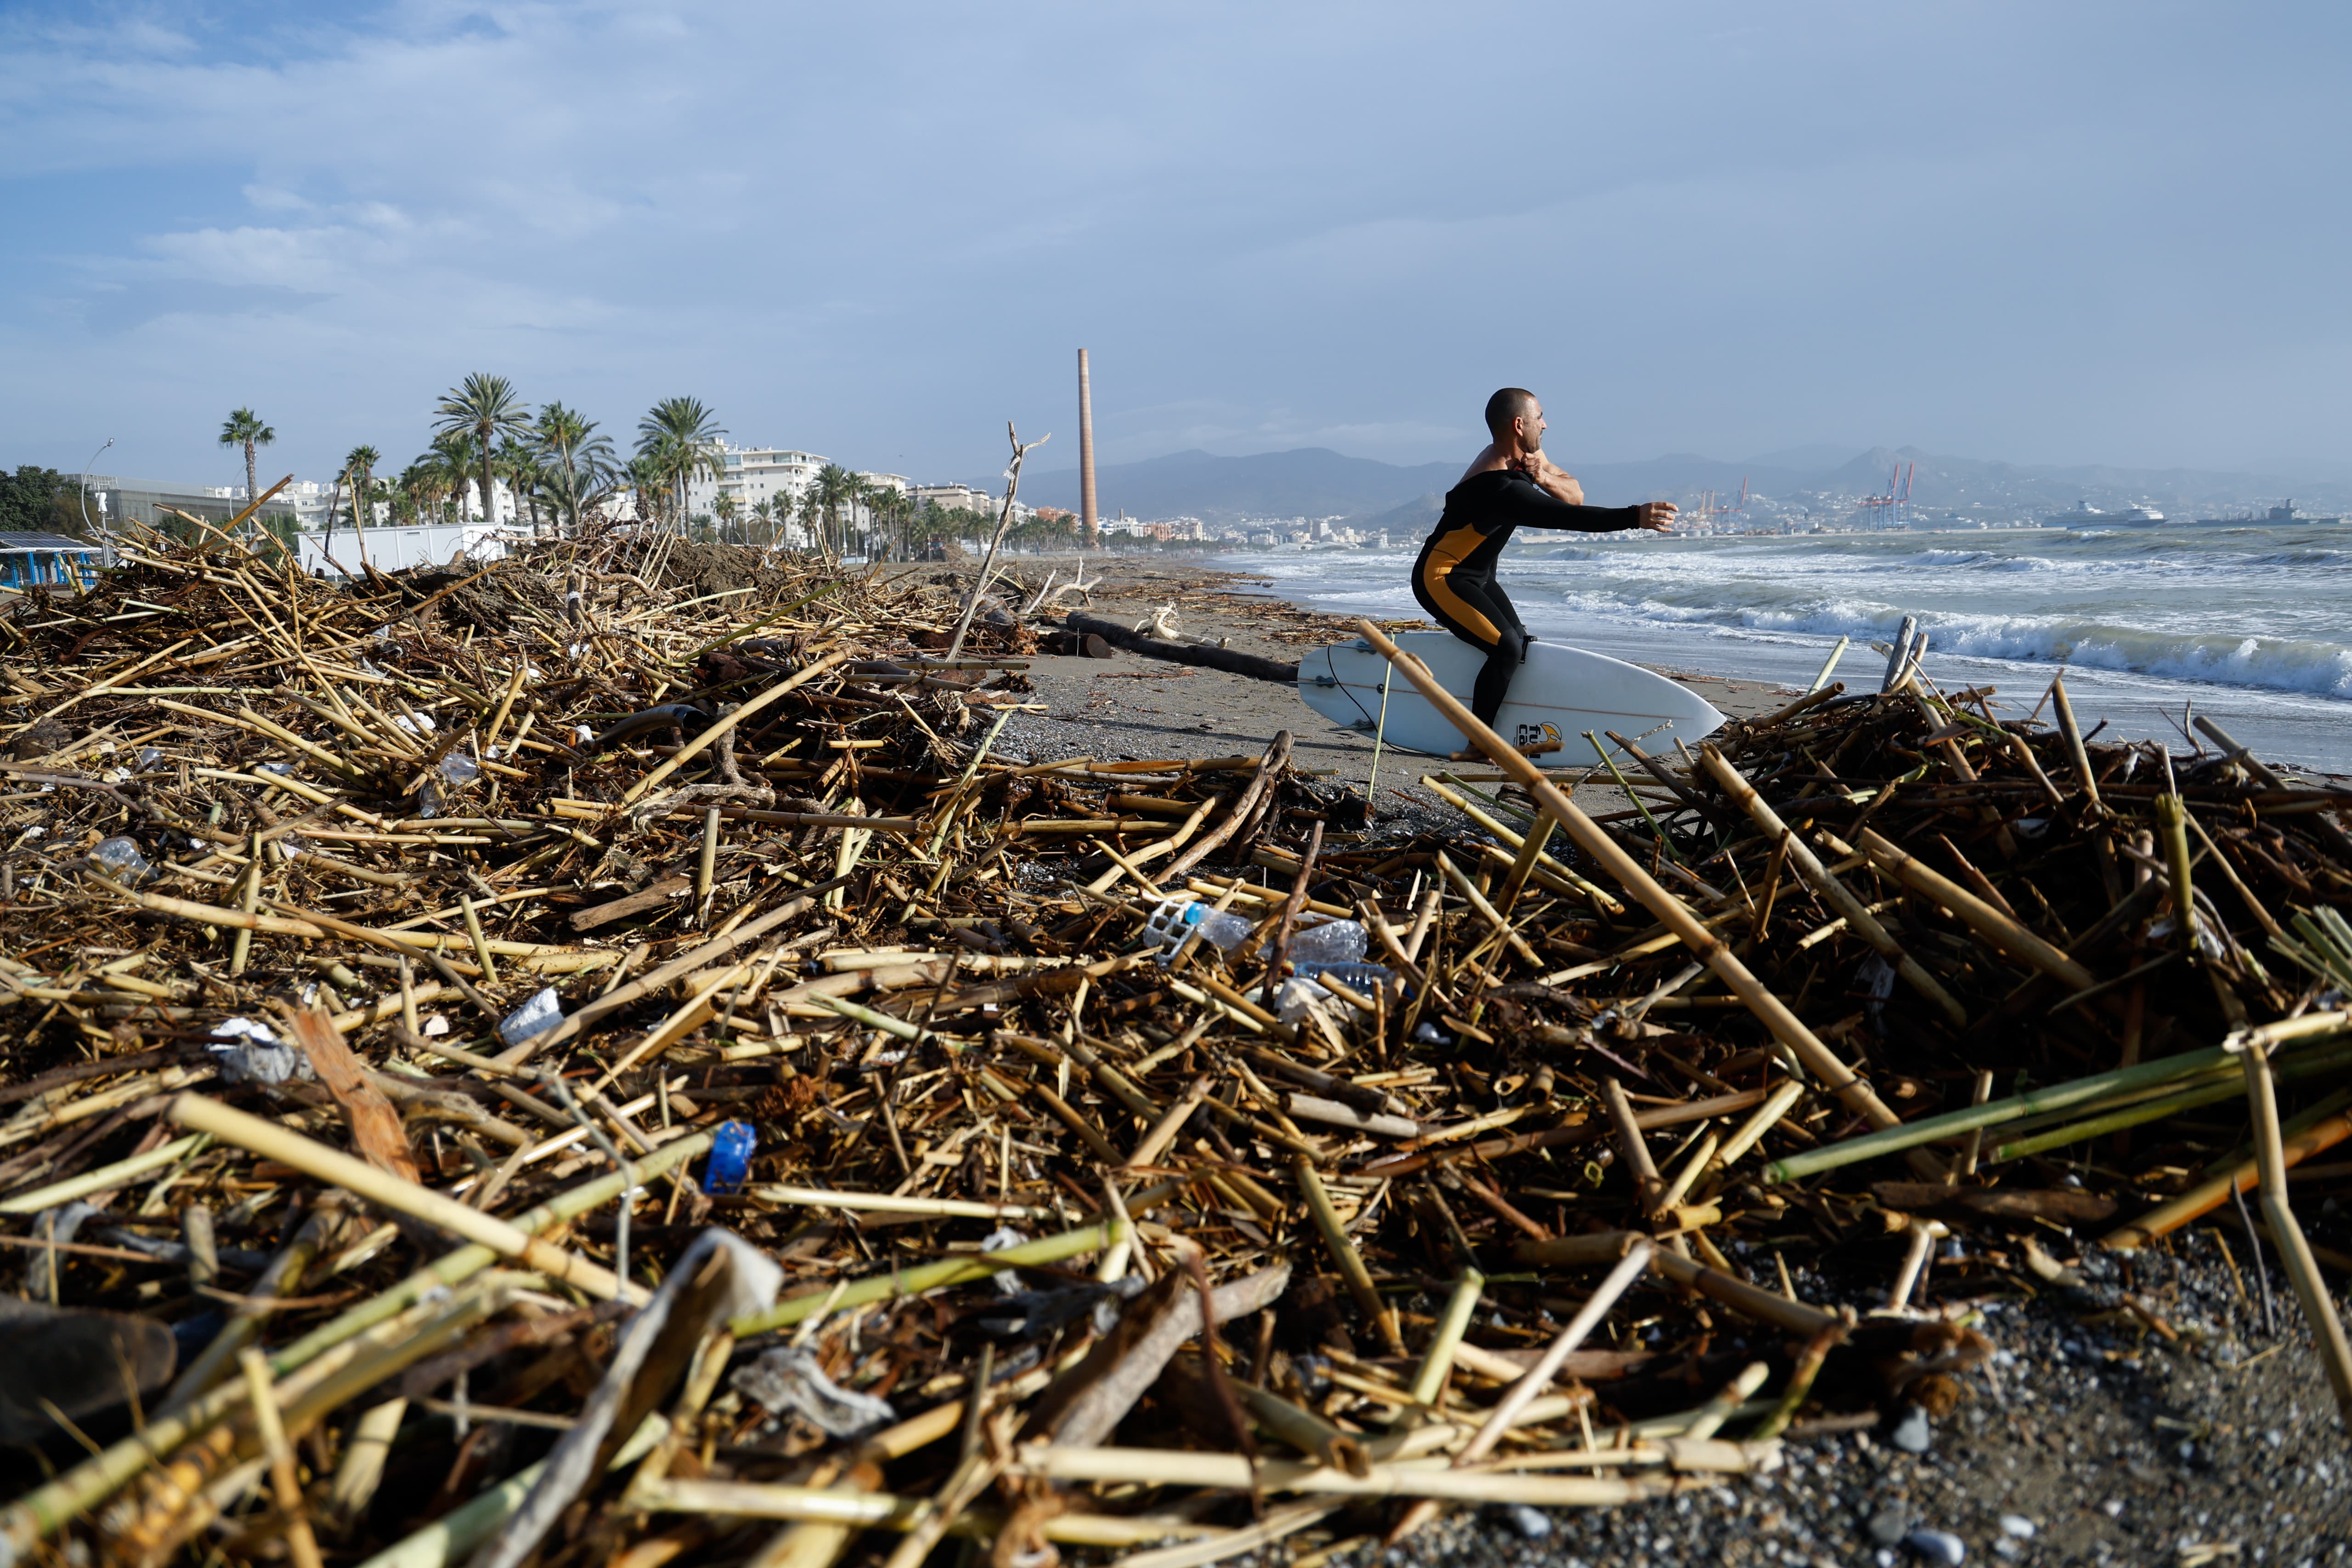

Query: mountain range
[1009,445,2352,531]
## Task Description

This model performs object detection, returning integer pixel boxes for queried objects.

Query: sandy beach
[942,555,1797,827]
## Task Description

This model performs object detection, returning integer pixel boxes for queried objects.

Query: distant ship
[2047,499,2166,526]
[2192,499,2343,526]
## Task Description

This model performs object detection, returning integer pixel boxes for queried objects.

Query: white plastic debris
[207,1018,314,1086]
[394,711,437,734]
[439,749,481,784]
[497,986,563,1047]
[423,1014,452,1037]
[88,836,151,882]
[729,1345,897,1439]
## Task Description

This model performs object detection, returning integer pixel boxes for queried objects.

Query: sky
[4,2,2350,492]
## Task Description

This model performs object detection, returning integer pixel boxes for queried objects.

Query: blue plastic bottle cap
[704,1119,758,1195]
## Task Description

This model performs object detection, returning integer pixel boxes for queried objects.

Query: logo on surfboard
[1514,722,1563,750]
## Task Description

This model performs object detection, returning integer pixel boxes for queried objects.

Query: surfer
[1411,388,1677,732]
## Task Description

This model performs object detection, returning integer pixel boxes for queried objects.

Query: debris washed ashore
[0,516,2348,1567]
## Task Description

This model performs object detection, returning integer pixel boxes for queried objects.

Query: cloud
[0,2,2349,483]
[77,278,333,335]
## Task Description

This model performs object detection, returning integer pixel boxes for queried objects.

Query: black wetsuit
[1410,469,1644,726]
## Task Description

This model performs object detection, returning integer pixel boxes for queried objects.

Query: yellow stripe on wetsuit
[1416,524,1504,645]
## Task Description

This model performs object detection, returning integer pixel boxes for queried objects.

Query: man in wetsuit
[1411,387,1676,731]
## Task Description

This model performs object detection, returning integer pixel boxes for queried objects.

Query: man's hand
[1514,451,1585,506]
[1634,501,1677,532]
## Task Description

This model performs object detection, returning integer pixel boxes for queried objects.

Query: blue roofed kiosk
[0,532,98,593]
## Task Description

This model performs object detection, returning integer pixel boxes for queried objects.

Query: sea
[1218,519,2352,776]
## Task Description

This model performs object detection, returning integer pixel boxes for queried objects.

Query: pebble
[1998,1515,2037,1539]
[1904,1528,1967,1565]
[1891,1404,1934,1454]
[1867,1506,1912,1546]
[1493,1504,1551,1540]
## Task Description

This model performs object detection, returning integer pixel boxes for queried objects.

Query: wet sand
[949,555,1796,822]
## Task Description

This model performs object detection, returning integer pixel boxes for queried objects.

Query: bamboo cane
[168,1095,644,1302]
[1696,747,1967,1026]
[2238,1039,2352,1421]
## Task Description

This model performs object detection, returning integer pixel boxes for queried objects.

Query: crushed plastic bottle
[497,986,563,1047]
[1278,918,1367,966]
[137,747,164,769]
[88,836,152,883]
[438,749,481,785]
[1143,899,1255,960]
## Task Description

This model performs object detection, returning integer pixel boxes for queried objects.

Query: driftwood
[1063,611,1300,685]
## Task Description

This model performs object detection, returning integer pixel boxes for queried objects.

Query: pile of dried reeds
[0,516,2347,1568]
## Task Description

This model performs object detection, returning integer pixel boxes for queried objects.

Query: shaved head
[1484,387,1538,442]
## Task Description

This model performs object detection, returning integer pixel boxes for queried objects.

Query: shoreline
[951,549,2352,792]
[1149,541,2352,781]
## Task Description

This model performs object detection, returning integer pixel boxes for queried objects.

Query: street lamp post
[80,438,115,568]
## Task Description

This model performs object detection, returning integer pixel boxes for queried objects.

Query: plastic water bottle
[1279,918,1368,966]
[1144,899,1255,960]
[89,836,152,883]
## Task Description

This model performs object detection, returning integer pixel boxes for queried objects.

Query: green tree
[713,492,741,543]
[534,402,616,537]
[431,374,531,533]
[634,397,726,535]
[750,497,776,548]
[0,466,74,535]
[342,445,381,555]
[218,408,275,534]
[811,463,858,564]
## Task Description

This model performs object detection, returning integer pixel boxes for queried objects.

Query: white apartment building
[910,483,997,514]
[689,445,830,518]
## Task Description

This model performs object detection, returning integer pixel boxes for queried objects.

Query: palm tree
[713,492,742,543]
[534,402,615,537]
[750,498,776,549]
[218,408,275,537]
[624,454,665,527]
[812,463,858,564]
[634,397,727,536]
[432,374,531,533]
[495,437,545,534]
[322,443,381,569]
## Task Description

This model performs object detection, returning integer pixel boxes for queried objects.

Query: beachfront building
[89,474,302,538]
[688,446,829,519]
[911,483,996,514]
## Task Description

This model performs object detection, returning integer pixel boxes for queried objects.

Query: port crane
[1858,461,1915,525]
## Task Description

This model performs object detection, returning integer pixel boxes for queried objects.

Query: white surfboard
[1296,631,1726,762]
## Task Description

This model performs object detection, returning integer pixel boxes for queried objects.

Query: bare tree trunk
[944,423,1049,662]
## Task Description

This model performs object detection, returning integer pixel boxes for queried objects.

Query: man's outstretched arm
[1494,471,1677,533]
